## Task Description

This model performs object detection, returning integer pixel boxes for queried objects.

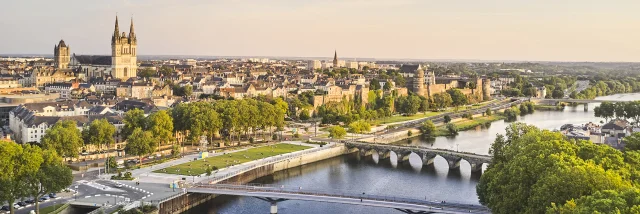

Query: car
[48,193,57,198]
[16,202,26,207]
[12,204,20,209]
[39,196,49,201]
[1,206,9,211]
[24,199,35,204]
[114,183,124,188]
[37,198,45,202]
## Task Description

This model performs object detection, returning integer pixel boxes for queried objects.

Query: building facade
[111,16,138,80]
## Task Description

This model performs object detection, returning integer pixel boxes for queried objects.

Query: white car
[114,183,124,188]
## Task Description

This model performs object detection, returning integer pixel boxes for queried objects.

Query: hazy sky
[2,0,640,61]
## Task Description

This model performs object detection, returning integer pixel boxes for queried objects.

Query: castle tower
[333,50,338,68]
[413,67,426,96]
[54,40,70,69]
[111,16,138,81]
[482,78,491,101]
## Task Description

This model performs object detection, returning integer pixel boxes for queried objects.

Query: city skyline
[2,0,640,62]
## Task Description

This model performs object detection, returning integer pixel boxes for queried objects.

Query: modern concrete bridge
[188,183,491,214]
[345,142,492,173]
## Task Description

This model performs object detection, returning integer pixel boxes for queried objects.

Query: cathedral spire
[129,17,135,39]
[112,15,120,44]
[333,50,338,68]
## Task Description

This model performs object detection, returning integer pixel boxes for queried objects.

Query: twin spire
[112,15,136,44]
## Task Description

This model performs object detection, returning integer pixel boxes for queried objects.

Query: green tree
[147,110,174,146]
[369,79,380,90]
[624,132,640,151]
[432,92,453,110]
[328,126,347,139]
[183,85,193,98]
[41,120,83,161]
[299,109,311,121]
[485,108,492,116]
[446,123,458,135]
[594,102,615,122]
[383,82,392,91]
[348,121,371,135]
[122,109,147,140]
[443,115,451,123]
[86,119,116,153]
[419,120,437,137]
[26,149,72,214]
[0,142,44,214]
[138,68,156,79]
[158,66,174,77]
[447,88,468,110]
[125,128,157,166]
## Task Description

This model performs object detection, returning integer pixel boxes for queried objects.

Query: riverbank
[432,114,506,137]
[535,104,564,111]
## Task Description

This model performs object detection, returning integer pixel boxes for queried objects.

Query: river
[185,93,640,214]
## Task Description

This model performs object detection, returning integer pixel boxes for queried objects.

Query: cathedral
[64,16,138,81]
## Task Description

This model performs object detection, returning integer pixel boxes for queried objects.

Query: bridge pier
[584,103,588,111]
[421,153,437,166]
[396,152,410,163]
[443,156,462,170]
[359,149,374,157]
[255,197,288,214]
[469,161,484,174]
[378,150,390,160]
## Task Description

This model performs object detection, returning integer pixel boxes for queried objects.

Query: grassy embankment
[371,99,507,125]
[535,104,564,111]
[154,143,310,175]
[432,114,506,137]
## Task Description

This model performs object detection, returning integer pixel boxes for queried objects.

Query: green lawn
[154,143,311,175]
[373,111,441,124]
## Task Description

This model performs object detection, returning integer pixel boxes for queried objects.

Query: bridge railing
[190,183,490,211]
[344,141,492,159]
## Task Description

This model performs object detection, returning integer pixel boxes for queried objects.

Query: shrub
[419,120,437,137]
[446,123,458,135]
[485,108,492,116]
[443,115,452,123]
[407,130,413,137]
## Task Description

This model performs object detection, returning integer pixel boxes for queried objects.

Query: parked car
[114,183,124,188]
[17,201,26,206]
[1,206,9,211]
[48,193,57,198]
[25,199,35,204]
[12,203,20,209]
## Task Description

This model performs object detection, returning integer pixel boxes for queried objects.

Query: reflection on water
[185,93,640,214]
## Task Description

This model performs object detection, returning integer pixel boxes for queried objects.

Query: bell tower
[111,15,138,80]
[54,40,70,69]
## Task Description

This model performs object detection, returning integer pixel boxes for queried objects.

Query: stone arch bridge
[345,142,492,173]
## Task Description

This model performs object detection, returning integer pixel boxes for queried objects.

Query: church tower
[413,67,426,96]
[54,40,70,69]
[333,50,338,68]
[111,16,138,81]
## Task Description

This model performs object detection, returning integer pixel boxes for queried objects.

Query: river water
[185,93,640,214]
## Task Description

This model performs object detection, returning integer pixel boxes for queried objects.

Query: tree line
[594,101,640,124]
[0,141,73,214]
[478,123,640,213]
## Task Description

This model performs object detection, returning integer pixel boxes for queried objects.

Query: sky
[2,0,640,62]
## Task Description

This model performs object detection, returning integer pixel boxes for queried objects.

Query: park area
[154,143,311,175]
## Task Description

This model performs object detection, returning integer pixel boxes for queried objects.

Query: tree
[41,120,83,161]
[86,119,116,153]
[369,79,380,90]
[432,92,453,110]
[625,132,640,151]
[183,85,193,98]
[477,123,632,214]
[383,82,392,91]
[485,108,492,116]
[443,115,451,123]
[0,142,44,214]
[158,66,174,77]
[447,88,468,110]
[419,120,437,137]
[122,108,146,140]
[299,109,310,121]
[446,123,458,135]
[594,102,615,122]
[138,68,156,79]
[124,128,157,166]
[26,149,72,214]
[552,88,565,99]
[328,126,347,139]
[147,110,174,146]
[348,121,371,135]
